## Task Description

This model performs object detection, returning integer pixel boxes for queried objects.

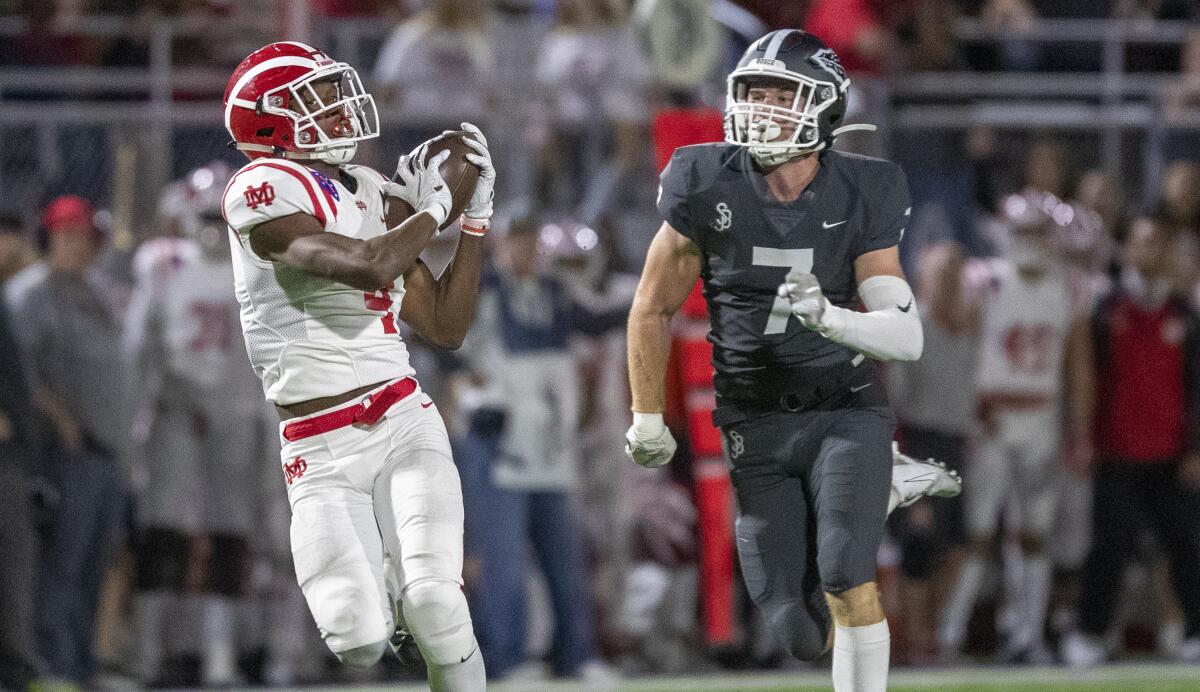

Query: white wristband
[632,411,665,435]
[460,216,490,237]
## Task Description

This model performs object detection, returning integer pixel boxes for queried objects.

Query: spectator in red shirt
[1061,215,1200,667]
[804,0,896,75]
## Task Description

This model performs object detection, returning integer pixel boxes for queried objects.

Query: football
[385,131,481,230]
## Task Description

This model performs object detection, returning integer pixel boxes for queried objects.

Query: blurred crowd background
[1,0,1200,689]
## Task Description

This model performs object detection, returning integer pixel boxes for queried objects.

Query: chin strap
[233,141,353,163]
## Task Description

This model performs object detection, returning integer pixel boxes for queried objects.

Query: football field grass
[348,663,1200,692]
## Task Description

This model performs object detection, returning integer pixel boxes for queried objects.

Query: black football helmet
[725,30,871,165]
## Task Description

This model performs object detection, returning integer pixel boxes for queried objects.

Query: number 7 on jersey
[753,246,813,335]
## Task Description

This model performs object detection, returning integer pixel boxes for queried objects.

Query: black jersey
[657,143,910,397]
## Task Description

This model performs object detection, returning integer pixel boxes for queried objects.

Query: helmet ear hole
[256,127,274,137]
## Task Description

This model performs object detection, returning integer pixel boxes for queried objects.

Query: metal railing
[0,15,1197,235]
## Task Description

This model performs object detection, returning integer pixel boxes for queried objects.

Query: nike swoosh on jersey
[898,300,913,313]
[850,383,872,393]
[822,219,848,228]
[460,645,477,663]
[421,401,434,409]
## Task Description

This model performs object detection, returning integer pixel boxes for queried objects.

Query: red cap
[42,195,96,234]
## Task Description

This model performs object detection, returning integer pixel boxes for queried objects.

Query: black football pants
[724,397,895,660]
[1079,460,1200,638]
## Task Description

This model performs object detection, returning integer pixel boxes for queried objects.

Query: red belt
[282,377,418,442]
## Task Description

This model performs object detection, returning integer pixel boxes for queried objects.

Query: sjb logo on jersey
[284,456,308,485]
[713,202,733,233]
[243,181,275,210]
[727,430,745,459]
[809,48,847,84]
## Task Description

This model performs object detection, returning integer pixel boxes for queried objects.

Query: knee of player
[775,619,830,661]
[335,640,387,668]
[785,633,830,662]
[764,600,831,661]
[401,578,477,666]
[312,582,389,646]
[816,527,863,592]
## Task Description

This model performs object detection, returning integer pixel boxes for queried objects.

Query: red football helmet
[224,41,379,165]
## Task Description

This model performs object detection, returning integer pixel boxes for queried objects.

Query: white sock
[426,635,487,692]
[1000,542,1024,641]
[939,557,984,654]
[832,620,890,692]
[1019,554,1051,651]
[201,595,239,685]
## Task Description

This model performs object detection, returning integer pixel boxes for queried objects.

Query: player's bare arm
[628,221,702,412]
[397,122,495,350]
[398,240,484,350]
[624,221,701,468]
[249,210,440,291]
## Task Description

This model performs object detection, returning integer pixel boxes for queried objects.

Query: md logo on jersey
[809,48,847,84]
[712,202,733,232]
[284,456,308,485]
[310,170,340,201]
[243,181,275,210]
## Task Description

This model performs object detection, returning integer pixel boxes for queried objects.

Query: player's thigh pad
[374,400,466,588]
[964,435,1011,539]
[812,407,894,593]
[283,423,394,654]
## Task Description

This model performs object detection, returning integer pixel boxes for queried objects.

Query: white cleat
[888,441,962,514]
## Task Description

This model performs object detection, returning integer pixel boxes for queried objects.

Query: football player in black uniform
[625,30,961,691]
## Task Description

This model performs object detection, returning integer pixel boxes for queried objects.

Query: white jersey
[975,260,1079,400]
[223,158,415,404]
[125,236,260,412]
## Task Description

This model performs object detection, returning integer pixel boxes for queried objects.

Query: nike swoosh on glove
[625,412,677,468]
[777,271,827,330]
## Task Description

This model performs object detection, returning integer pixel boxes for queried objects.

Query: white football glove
[625,412,677,469]
[390,148,452,228]
[778,271,827,330]
[458,122,495,222]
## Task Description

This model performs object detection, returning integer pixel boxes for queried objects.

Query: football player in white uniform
[125,161,263,685]
[939,192,1093,662]
[220,42,494,689]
